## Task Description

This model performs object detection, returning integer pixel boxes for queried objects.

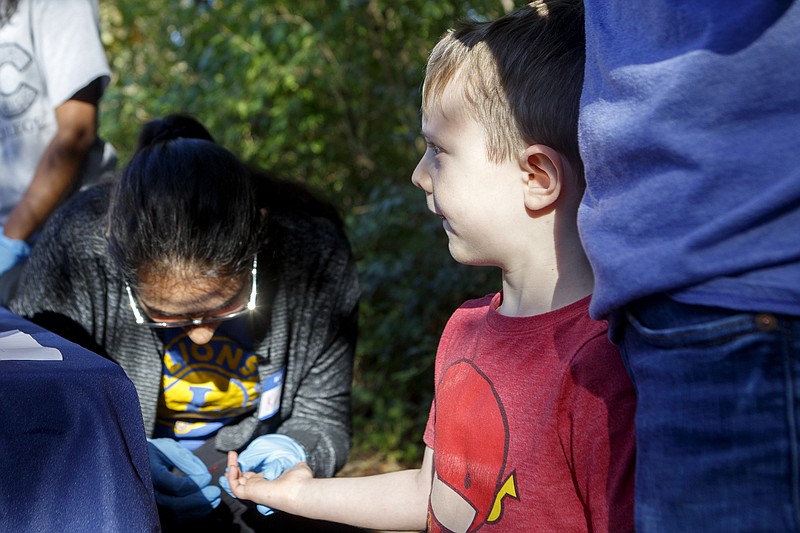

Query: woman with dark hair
[9,115,360,531]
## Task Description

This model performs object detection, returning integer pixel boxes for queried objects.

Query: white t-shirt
[0,0,112,223]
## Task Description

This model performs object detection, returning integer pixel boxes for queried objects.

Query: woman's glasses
[125,257,257,328]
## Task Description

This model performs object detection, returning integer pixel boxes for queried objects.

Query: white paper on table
[0,329,63,361]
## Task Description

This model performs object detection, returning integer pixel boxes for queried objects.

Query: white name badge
[257,368,285,420]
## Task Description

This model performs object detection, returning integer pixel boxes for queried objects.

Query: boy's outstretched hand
[226,450,312,513]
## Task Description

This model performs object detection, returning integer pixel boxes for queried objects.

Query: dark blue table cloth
[0,307,159,532]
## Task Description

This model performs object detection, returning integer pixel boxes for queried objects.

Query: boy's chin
[447,242,491,268]
[446,241,468,265]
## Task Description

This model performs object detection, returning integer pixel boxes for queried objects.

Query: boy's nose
[411,159,431,193]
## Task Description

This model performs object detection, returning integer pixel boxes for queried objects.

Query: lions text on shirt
[154,319,284,449]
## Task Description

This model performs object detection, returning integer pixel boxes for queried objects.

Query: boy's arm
[227,446,434,531]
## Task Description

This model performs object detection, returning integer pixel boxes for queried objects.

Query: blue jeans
[615,295,800,532]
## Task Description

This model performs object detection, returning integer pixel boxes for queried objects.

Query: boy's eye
[427,142,442,155]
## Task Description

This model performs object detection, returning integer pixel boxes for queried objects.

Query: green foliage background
[99,0,511,467]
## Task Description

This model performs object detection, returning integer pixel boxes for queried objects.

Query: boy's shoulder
[456,293,496,311]
[557,305,631,398]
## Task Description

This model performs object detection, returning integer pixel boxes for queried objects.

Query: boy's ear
[520,144,564,212]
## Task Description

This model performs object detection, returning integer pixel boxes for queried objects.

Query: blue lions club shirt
[153,318,284,450]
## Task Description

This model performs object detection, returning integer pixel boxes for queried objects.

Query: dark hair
[423,0,585,176]
[135,114,214,152]
[107,119,263,286]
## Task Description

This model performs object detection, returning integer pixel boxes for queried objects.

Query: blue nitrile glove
[147,438,222,521]
[219,434,306,516]
[0,228,30,278]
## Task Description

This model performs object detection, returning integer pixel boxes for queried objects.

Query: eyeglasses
[125,257,258,328]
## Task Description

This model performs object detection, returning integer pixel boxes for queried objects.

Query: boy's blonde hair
[422,0,585,174]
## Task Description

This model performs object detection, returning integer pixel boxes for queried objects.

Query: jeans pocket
[625,302,762,350]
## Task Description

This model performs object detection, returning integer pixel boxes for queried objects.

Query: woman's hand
[147,438,221,521]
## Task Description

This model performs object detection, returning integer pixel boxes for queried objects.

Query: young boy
[225,2,635,531]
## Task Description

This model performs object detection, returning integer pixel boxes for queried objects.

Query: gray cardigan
[10,183,360,477]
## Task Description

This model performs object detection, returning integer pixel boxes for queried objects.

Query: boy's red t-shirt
[423,293,635,533]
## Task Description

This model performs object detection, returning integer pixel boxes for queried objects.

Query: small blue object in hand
[219,433,307,516]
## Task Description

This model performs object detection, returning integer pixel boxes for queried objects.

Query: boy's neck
[496,213,594,318]
[498,261,593,318]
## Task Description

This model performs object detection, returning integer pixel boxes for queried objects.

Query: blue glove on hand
[147,438,221,521]
[0,229,30,278]
[219,434,306,516]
